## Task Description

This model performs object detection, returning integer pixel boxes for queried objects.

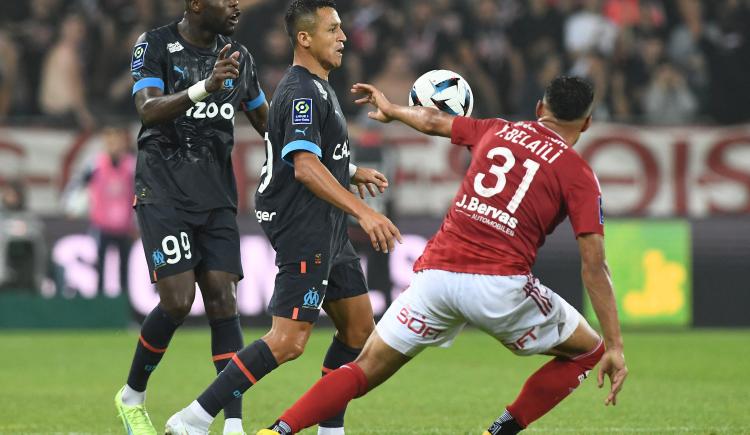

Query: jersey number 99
[161,232,192,264]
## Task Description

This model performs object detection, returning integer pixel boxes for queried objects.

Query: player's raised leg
[486,234,628,434]
[484,318,604,435]
[318,291,375,435]
[260,330,411,435]
[115,270,196,435]
[199,270,245,435]
[166,317,316,434]
[259,272,460,435]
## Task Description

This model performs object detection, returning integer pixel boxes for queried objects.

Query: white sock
[223,417,243,434]
[317,427,345,435]
[121,385,146,406]
[184,400,214,430]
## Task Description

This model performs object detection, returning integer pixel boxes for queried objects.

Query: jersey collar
[291,65,329,83]
[534,120,568,146]
[170,22,220,56]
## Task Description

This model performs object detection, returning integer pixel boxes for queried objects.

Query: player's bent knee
[158,292,195,321]
[336,323,374,349]
[265,332,309,364]
[159,300,193,322]
[203,290,238,319]
[156,273,197,321]
[573,340,605,370]
[551,316,602,359]
[277,340,307,363]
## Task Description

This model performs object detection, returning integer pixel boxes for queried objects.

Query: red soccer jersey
[413,116,604,275]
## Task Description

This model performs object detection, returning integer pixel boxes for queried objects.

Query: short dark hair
[285,0,337,47]
[543,76,594,121]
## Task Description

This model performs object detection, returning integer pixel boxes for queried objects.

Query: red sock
[507,341,604,428]
[280,363,368,433]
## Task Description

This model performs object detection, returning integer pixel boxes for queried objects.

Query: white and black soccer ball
[408,69,474,117]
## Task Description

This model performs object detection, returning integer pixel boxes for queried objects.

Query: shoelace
[125,405,154,432]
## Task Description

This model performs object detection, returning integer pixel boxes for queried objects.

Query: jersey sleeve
[563,163,605,237]
[131,31,167,95]
[451,116,507,147]
[239,48,266,112]
[279,80,328,165]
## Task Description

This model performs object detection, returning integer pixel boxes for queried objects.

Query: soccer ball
[409,69,474,117]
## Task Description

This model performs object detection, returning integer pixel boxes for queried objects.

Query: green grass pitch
[1,328,749,434]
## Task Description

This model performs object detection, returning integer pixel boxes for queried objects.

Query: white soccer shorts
[376,269,581,357]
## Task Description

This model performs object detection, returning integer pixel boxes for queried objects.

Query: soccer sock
[319,336,362,429]
[270,420,293,435]
[505,341,605,428]
[125,305,182,395]
[317,427,345,435]
[180,400,214,432]
[197,339,278,417]
[210,315,244,420]
[279,363,368,433]
[223,418,243,434]
[121,384,146,407]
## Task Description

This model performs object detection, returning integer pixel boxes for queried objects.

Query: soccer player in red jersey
[257,76,628,435]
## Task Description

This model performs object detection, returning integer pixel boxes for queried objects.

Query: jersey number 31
[474,146,540,213]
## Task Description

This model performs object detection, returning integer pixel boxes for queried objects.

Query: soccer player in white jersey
[256,76,628,435]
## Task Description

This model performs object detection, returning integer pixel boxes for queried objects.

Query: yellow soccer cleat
[114,386,157,435]
[482,432,492,435]
[256,430,281,435]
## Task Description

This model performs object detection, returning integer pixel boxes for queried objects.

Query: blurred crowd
[0,0,749,129]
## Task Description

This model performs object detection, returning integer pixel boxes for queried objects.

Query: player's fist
[206,43,240,93]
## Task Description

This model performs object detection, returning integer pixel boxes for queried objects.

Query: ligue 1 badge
[131,42,148,71]
[292,98,313,125]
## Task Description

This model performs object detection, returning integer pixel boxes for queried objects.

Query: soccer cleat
[114,386,157,435]
[483,432,492,435]
[164,411,209,435]
[256,430,281,435]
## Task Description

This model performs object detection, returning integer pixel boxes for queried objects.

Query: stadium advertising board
[2,217,749,327]
[1,124,749,217]
[389,124,750,217]
[40,231,427,320]
[583,220,692,327]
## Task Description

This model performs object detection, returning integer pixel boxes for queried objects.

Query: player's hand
[597,348,628,406]
[351,83,394,123]
[206,43,240,93]
[351,166,388,199]
[357,208,402,253]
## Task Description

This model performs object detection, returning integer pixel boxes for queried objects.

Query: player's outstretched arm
[351,83,455,137]
[293,152,402,253]
[135,44,240,127]
[577,233,628,406]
